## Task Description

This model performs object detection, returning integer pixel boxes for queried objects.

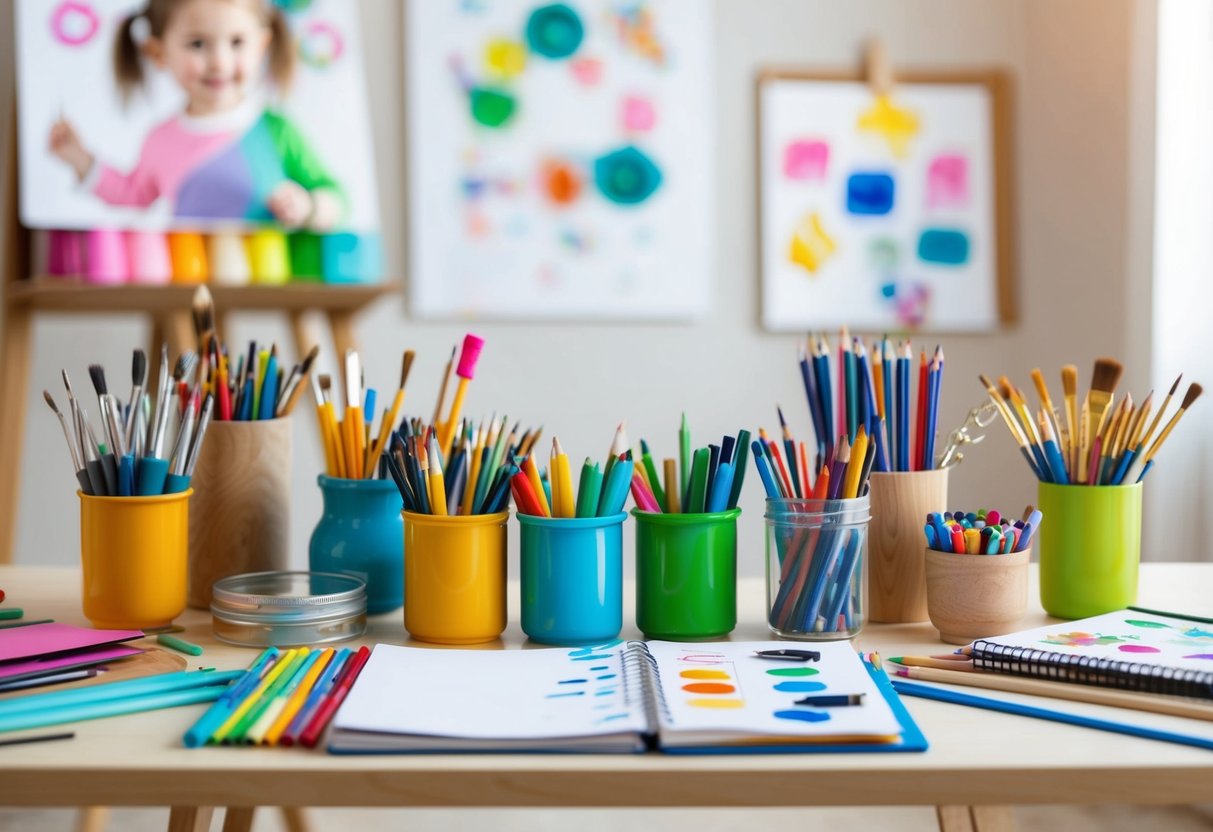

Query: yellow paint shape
[857,94,920,158]
[789,211,837,274]
[687,698,745,709]
[485,38,526,79]
[680,669,730,680]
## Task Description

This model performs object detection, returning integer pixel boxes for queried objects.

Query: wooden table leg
[0,302,32,564]
[221,806,255,832]
[280,806,311,832]
[167,806,214,832]
[936,805,975,832]
[970,805,1015,832]
[74,807,109,832]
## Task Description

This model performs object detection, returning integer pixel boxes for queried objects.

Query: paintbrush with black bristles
[87,364,122,489]
[124,349,147,456]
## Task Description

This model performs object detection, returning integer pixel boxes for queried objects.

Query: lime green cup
[1037,482,1142,619]
[633,507,740,641]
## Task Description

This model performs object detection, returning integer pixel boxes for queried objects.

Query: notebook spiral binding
[623,641,671,740]
[971,641,1213,700]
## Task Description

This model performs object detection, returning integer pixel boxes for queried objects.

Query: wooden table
[0,563,1210,832]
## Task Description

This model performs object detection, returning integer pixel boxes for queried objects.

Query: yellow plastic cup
[403,510,509,644]
[79,489,192,629]
[1037,482,1142,619]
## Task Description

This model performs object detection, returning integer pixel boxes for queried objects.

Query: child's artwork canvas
[758,72,1013,332]
[406,0,713,320]
[16,0,379,238]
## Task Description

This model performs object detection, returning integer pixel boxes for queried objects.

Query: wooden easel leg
[289,310,318,361]
[970,805,1015,832]
[221,806,255,832]
[74,806,109,832]
[167,806,214,832]
[280,806,312,832]
[163,310,195,359]
[327,310,357,363]
[0,302,32,565]
[936,805,975,832]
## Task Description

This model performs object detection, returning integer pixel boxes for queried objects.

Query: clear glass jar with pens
[764,496,871,640]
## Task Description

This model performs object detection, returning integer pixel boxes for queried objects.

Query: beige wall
[2,0,1152,573]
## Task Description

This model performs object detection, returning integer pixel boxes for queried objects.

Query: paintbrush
[276,345,321,418]
[44,390,92,494]
[363,349,416,477]
[431,345,456,430]
[1137,374,1181,453]
[1060,365,1079,480]
[1030,368,1063,462]
[1000,377,1050,478]
[978,374,1043,478]
[82,416,113,496]
[1080,357,1124,479]
[87,364,121,489]
[123,349,146,454]
[1127,383,1203,482]
[191,285,218,359]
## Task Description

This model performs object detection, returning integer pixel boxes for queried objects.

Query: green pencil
[639,440,667,512]
[223,649,309,744]
[679,412,691,498]
[157,634,203,656]
[728,429,752,509]
[688,447,710,514]
[0,609,23,621]
[576,459,603,518]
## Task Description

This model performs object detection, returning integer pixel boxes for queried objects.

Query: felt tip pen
[795,694,866,707]
[754,649,820,662]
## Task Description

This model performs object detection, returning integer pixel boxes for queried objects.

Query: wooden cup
[867,468,949,623]
[925,548,1030,644]
[187,418,292,608]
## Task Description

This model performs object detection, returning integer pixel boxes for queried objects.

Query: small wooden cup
[925,548,1030,644]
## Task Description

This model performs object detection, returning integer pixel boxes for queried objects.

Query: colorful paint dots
[772,681,827,693]
[593,146,662,205]
[917,228,970,266]
[570,57,603,86]
[687,698,744,709]
[469,87,517,128]
[607,4,665,66]
[846,172,895,216]
[622,95,657,132]
[298,21,344,69]
[541,160,582,205]
[783,140,829,181]
[857,94,920,158]
[526,3,585,59]
[1118,644,1162,654]
[765,666,819,677]
[681,682,736,694]
[681,669,730,680]
[485,38,527,79]
[50,1,100,47]
[773,709,830,723]
[788,211,837,275]
[927,154,969,208]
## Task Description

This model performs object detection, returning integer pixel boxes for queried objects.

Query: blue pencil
[707,462,734,512]
[799,349,825,467]
[813,338,834,458]
[184,648,279,748]
[282,648,351,745]
[896,344,910,472]
[922,348,943,470]
[881,338,894,468]
[752,442,780,499]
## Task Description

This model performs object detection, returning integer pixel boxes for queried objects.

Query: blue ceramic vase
[309,475,403,615]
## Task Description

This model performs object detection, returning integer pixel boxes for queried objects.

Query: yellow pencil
[263,648,334,746]
[427,436,447,515]
[843,425,868,498]
[553,438,574,519]
[312,375,337,477]
[212,649,300,743]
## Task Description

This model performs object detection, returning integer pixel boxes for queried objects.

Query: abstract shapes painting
[758,70,1014,332]
[407,0,713,319]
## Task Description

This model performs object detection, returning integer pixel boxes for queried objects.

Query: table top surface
[0,563,1210,809]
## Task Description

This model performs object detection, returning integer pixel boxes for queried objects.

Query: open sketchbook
[328,640,926,754]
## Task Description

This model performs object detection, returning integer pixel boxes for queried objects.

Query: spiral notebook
[328,640,926,754]
[970,609,1213,699]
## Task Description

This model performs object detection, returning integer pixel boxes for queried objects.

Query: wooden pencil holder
[866,468,949,623]
[925,548,1030,644]
[187,418,293,609]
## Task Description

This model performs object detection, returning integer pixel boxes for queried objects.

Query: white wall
[3,0,1155,576]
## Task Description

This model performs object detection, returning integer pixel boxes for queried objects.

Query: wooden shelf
[5,278,396,313]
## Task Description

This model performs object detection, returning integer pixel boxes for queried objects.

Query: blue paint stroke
[595,689,618,697]
[596,674,617,681]
[546,691,585,698]
[571,653,612,661]
[846,172,895,215]
[773,709,831,723]
[772,681,827,693]
[558,678,588,685]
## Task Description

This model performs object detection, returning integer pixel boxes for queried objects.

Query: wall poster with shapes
[16,0,380,279]
[406,0,713,320]
[758,70,1014,332]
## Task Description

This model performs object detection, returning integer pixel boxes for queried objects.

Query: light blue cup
[309,475,404,615]
[518,512,626,645]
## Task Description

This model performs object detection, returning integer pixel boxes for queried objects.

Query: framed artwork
[757,69,1015,332]
[406,0,714,320]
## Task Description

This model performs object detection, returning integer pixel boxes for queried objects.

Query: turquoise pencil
[0,669,239,718]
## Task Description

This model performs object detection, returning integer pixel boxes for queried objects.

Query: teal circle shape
[526,4,584,59]
[594,146,663,205]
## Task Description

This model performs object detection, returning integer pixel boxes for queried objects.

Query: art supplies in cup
[980,359,1200,617]
[922,507,1036,644]
[632,417,748,641]
[515,436,629,645]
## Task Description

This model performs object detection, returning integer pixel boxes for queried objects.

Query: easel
[0,121,394,566]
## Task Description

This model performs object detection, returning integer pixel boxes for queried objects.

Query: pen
[754,649,820,662]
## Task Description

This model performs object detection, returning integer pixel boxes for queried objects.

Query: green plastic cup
[1037,482,1142,619]
[633,507,740,640]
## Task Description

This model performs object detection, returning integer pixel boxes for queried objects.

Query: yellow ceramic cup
[403,510,509,644]
[79,489,192,629]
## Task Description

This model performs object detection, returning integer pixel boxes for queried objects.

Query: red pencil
[914,349,928,471]
[812,463,830,500]
[509,470,546,516]
[797,441,811,499]
[766,440,795,497]
[299,645,371,749]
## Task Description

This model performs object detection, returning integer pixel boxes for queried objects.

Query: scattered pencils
[47,348,213,497]
[923,506,1040,555]
[630,417,747,514]
[980,359,1201,484]
[800,332,945,474]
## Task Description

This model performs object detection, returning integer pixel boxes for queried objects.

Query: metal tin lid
[210,571,367,625]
